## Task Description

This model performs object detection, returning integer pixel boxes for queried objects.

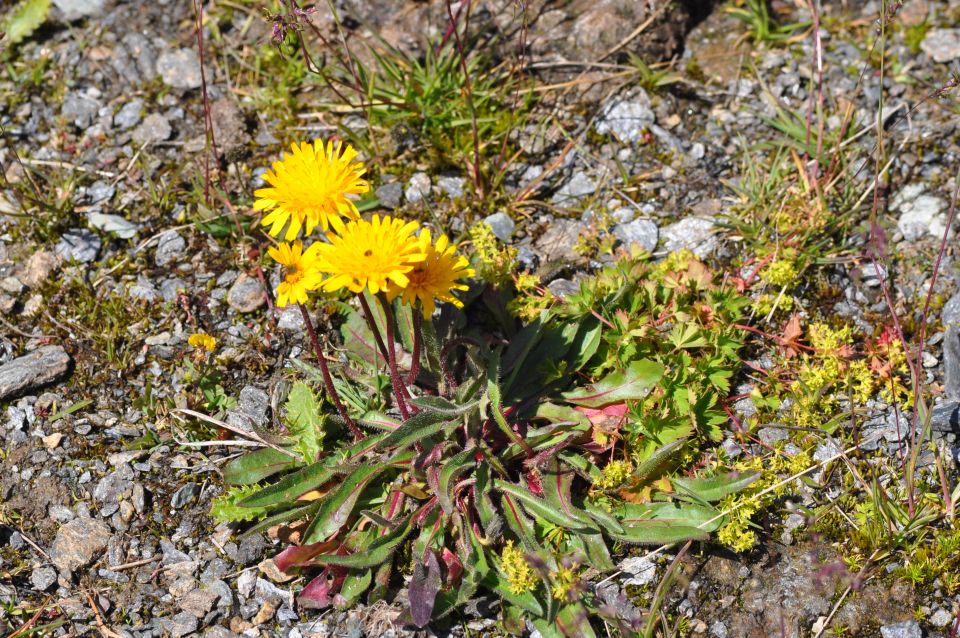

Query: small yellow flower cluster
[759,259,798,288]
[254,140,474,316]
[593,460,634,490]
[501,540,538,595]
[551,563,579,601]
[188,333,217,352]
[468,223,517,287]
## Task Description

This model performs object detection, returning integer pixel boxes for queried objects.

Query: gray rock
[0,346,71,401]
[757,426,788,445]
[553,171,597,203]
[127,275,159,302]
[114,99,144,130]
[227,274,266,313]
[595,93,655,143]
[30,565,57,591]
[942,293,960,328]
[180,588,219,619]
[710,621,728,638]
[155,230,186,267]
[535,219,584,263]
[879,620,922,638]
[516,246,539,272]
[239,386,270,427]
[172,483,200,509]
[661,217,717,258]
[87,181,115,204]
[375,182,403,209]
[160,277,188,303]
[49,518,111,574]
[210,99,249,159]
[93,469,133,515]
[161,611,199,638]
[53,0,105,20]
[277,305,306,332]
[930,608,953,627]
[483,211,515,241]
[56,228,101,263]
[547,278,580,298]
[157,49,203,90]
[612,218,658,253]
[61,90,100,129]
[931,401,959,433]
[945,327,960,400]
[897,194,947,241]
[436,175,466,199]
[619,555,656,587]
[921,29,960,63]
[87,212,139,239]
[405,172,432,204]
[132,113,172,145]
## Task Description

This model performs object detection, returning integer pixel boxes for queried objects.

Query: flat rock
[897,194,947,241]
[49,518,111,574]
[132,113,172,145]
[595,93,655,143]
[210,99,249,159]
[56,228,101,263]
[228,274,266,313]
[661,217,717,257]
[921,29,960,63]
[483,211,515,241]
[613,218,658,253]
[155,230,186,267]
[157,48,203,90]
[880,621,922,638]
[375,182,403,209]
[535,219,584,263]
[405,172,432,204]
[88,212,139,239]
[113,99,144,130]
[53,0,106,21]
[0,346,72,401]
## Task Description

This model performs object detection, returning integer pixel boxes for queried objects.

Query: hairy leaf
[562,359,665,408]
[286,381,325,463]
[239,461,337,509]
[305,464,392,543]
[496,480,592,532]
[223,447,296,485]
[409,550,442,627]
[672,470,760,503]
[1,0,50,46]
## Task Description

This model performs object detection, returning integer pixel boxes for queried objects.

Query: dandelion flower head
[269,240,323,307]
[255,139,369,240]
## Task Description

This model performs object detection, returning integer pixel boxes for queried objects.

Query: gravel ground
[2,0,960,636]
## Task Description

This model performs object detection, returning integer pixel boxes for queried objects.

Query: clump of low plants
[209,137,759,635]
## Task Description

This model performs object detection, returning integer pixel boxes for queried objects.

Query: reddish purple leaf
[408,550,442,627]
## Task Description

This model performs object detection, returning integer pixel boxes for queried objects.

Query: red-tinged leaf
[441,547,464,586]
[562,360,664,408]
[274,539,339,573]
[409,550,442,627]
[300,566,348,609]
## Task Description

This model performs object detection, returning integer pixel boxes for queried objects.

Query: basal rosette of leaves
[214,140,757,635]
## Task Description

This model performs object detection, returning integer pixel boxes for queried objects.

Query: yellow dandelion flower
[254,139,369,240]
[268,241,323,307]
[315,215,426,295]
[388,229,474,318]
[188,333,217,352]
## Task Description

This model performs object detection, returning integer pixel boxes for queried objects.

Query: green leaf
[337,570,372,607]
[475,462,503,541]
[315,519,412,568]
[562,359,665,408]
[616,501,724,533]
[672,471,760,503]
[211,485,278,523]
[668,322,708,349]
[495,480,592,532]
[541,459,594,528]
[376,410,450,450]
[305,464,392,543]
[438,448,475,514]
[286,382,325,463]
[608,521,709,545]
[407,395,478,416]
[1,0,50,47]
[565,317,602,373]
[239,461,337,509]
[240,501,323,539]
[633,439,685,482]
[223,448,296,485]
[554,603,599,638]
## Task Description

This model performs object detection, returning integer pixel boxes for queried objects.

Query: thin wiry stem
[298,303,363,439]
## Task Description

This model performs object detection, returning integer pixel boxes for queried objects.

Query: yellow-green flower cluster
[759,259,798,288]
[501,541,538,595]
[593,460,634,490]
[254,139,474,314]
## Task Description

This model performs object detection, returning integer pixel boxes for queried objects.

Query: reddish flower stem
[376,294,411,420]
[357,294,391,365]
[405,311,423,385]
[297,303,362,440]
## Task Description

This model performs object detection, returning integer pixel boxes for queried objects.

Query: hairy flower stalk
[377,293,412,420]
[405,312,423,385]
[297,303,362,440]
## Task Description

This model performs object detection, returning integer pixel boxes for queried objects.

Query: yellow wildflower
[501,541,537,595]
[315,215,426,295]
[594,460,633,490]
[188,333,217,352]
[551,564,579,601]
[255,139,369,240]
[268,241,323,307]
[388,229,474,318]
